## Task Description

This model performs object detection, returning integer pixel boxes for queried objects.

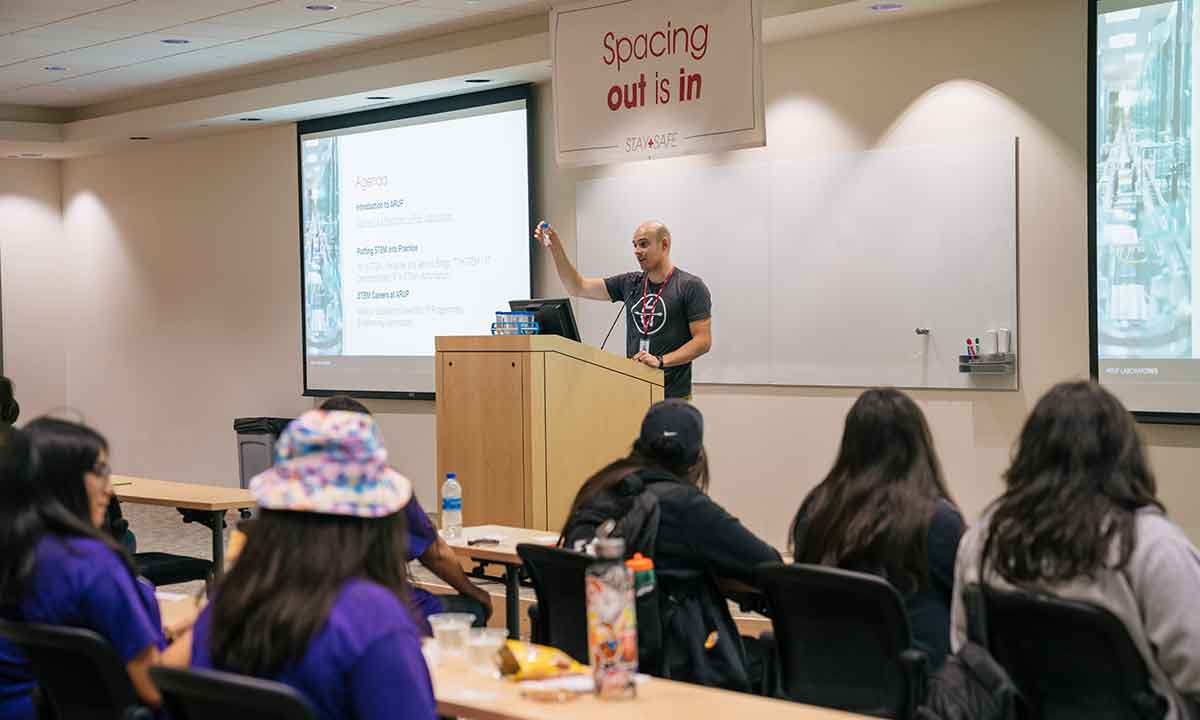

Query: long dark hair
[563,438,710,527]
[209,508,410,677]
[0,420,134,609]
[984,381,1161,584]
[24,417,108,524]
[789,388,955,592]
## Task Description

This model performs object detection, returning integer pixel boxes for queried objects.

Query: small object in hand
[704,631,719,650]
[537,221,552,247]
[468,537,500,546]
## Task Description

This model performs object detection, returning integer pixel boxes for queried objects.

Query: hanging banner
[551,0,764,167]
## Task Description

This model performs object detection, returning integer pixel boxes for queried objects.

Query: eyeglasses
[91,461,111,479]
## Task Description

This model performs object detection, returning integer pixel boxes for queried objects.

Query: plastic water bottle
[586,537,638,699]
[441,473,462,540]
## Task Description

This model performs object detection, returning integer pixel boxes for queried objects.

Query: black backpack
[560,470,753,691]
[916,587,1022,720]
[916,642,1022,720]
[561,469,672,674]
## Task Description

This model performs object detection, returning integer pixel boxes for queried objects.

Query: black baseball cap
[638,400,703,465]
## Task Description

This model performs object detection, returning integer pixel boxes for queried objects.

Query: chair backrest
[755,563,925,719]
[980,587,1167,720]
[516,543,592,664]
[150,665,318,720]
[0,619,150,720]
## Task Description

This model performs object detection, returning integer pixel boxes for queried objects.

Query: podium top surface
[435,335,663,386]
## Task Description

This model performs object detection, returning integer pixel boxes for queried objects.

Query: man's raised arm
[535,221,611,301]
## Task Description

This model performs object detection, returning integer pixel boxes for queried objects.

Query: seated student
[190,410,436,720]
[561,400,780,693]
[0,419,168,719]
[952,381,1200,720]
[790,388,964,667]
[317,395,493,628]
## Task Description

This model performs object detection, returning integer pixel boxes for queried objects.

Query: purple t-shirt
[404,498,444,624]
[0,535,165,720]
[191,578,436,720]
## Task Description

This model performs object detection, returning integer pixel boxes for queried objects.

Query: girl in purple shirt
[190,410,436,720]
[0,420,167,720]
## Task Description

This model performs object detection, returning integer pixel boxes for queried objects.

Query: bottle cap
[446,472,456,479]
[625,553,654,572]
[595,537,625,559]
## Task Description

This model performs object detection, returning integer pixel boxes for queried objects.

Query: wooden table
[444,525,559,639]
[428,652,866,720]
[113,475,254,580]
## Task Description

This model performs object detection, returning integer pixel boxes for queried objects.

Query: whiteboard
[575,139,1018,389]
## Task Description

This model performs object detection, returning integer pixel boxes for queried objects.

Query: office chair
[979,586,1167,720]
[150,665,317,720]
[0,619,152,720]
[516,543,592,664]
[755,563,928,719]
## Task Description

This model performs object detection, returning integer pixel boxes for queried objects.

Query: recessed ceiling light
[20,153,43,158]
[160,38,190,44]
[869,2,904,10]
[366,95,392,101]
[239,117,263,122]
[464,78,491,84]
[43,65,68,72]
[129,136,151,140]
[305,3,336,10]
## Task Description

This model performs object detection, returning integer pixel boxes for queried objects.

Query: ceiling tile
[411,0,485,10]
[217,28,373,61]
[0,0,129,25]
[200,0,394,31]
[63,0,272,33]
[0,56,118,89]
[43,31,228,69]
[307,2,462,33]
[0,23,136,66]
[169,20,278,41]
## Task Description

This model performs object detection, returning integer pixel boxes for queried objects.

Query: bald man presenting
[534,220,712,399]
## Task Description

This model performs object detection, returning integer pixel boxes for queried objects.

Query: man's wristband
[656,354,665,368]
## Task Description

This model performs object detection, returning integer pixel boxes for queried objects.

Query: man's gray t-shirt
[604,269,711,398]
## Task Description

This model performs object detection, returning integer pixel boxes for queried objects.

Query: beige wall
[55,126,441,503]
[537,0,1200,546]
[0,159,68,420]
[4,0,1197,543]
[57,126,313,487]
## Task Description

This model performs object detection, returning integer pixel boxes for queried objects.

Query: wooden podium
[435,335,664,531]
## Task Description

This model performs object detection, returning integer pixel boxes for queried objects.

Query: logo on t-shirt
[630,294,668,335]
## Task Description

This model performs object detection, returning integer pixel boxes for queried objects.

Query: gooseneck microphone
[600,303,626,351]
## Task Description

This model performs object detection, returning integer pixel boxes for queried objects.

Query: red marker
[966,338,976,358]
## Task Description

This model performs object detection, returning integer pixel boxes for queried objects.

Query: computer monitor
[508,298,581,342]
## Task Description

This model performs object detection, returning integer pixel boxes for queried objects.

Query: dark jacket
[563,471,780,692]
[793,498,964,667]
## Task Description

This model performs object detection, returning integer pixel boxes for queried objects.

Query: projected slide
[1095,1,1200,413]
[299,91,531,396]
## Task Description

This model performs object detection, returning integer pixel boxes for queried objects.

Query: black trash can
[233,417,293,489]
